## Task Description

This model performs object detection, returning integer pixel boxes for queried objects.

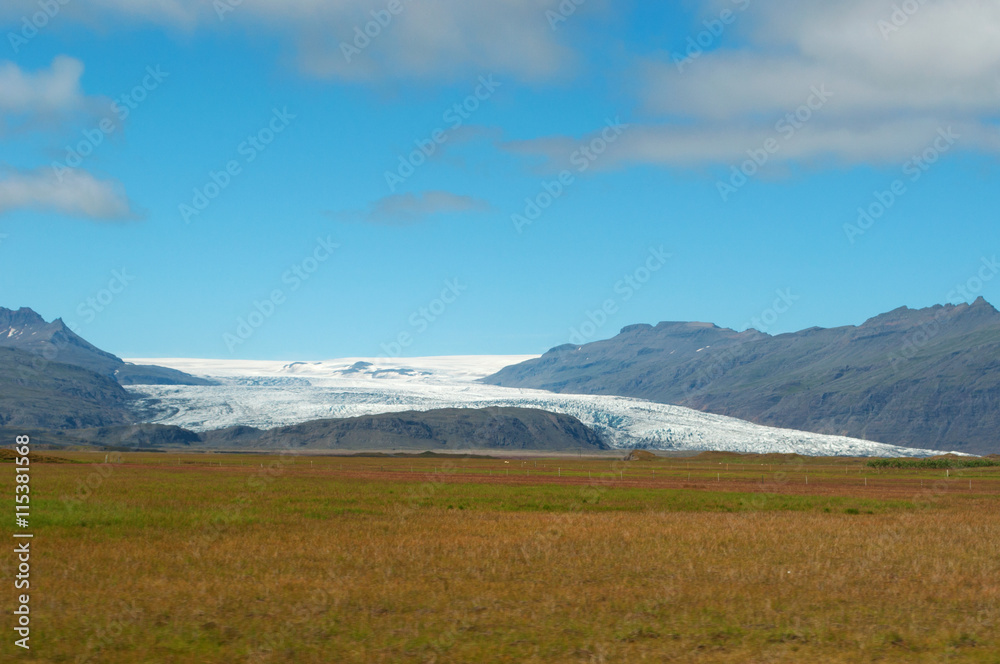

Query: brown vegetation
[6,451,999,662]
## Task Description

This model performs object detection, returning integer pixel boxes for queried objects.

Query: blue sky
[1,0,998,359]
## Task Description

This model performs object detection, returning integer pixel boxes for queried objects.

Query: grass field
[5,449,1000,663]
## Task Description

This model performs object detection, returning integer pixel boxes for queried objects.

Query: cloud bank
[1,0,580,83]
[507,0,1000,170]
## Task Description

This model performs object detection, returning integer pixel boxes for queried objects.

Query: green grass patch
[868,457,1000,469]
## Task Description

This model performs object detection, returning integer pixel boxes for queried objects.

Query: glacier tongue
[124,355,961,457]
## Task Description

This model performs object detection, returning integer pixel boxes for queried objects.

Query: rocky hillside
[485,298,1000,455]
[13,407,611,452]
[0,346,135,429]
[0,307,213,386]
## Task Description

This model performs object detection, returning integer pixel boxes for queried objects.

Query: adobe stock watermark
[690,288,800,393]
[878,0,929,40]
[180,107,296,224]
[38,268,136,369]
[185,444,298,560]
[744,288,799,333]
[568,246,671,345]
[223,236,340,353]
[61,454,120,513]
[213,0,246,20]
[74,601,143,664]
[340,0,413,63]
[52,66,169,181]
[518,456,637,566]
[948,257,1000,305]
[380,278,467,357]
[72,268,135,326]
[547,0,587,31]
[717,84,833,202]
[9,270,132,385]
[673,0,752,72]
[511,117,629,233]
[888,256,999,369]
[393,461,459,521]
[245,581,344,663]
[843,126,958,244]
[7,0,71,53]
[384,75,501,192]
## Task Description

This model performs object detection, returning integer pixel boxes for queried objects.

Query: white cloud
[0,168,138,220]
[0,0,199,28]
[1,0,580,82]
[337,190,491,225]
[0,56,101,117]
[510,0,1000,170]
[505,118,1000,173]
[646,0,1000,121]
[0,58,136,221]
[291,0,575,82]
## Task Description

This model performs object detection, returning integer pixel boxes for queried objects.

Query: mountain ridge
[0,306,214,386]
[484,298,1000,455]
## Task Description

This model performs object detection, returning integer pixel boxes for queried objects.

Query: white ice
[124,355,964,457]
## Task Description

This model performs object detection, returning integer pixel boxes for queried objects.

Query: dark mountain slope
[485,299,1000,455]
[0,346,135,429]
[215,407,611,451]
[0,307,213,386]
[11,407,611,452]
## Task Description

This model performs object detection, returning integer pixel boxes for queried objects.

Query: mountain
[213,407,611,451]
[0,346,134,428]
[484,298,1000,455]
[0,307,213,386]
[14,407,612,452]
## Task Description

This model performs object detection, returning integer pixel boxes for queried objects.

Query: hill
[7,407,611,452]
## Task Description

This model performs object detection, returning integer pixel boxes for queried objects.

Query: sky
[0,0,998,360]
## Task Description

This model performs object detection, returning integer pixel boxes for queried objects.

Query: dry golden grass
[5,451,1000,663]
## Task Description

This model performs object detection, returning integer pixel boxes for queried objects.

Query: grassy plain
[4,449,1000,663]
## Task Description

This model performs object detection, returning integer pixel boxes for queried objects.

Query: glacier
[124,355,964,457]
